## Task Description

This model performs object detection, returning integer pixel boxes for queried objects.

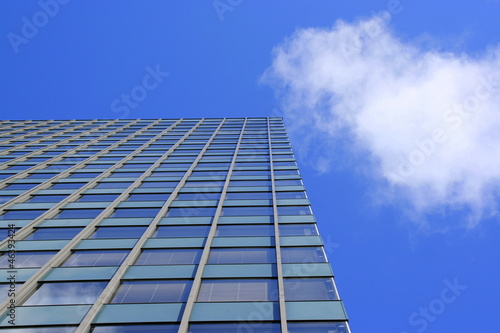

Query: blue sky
[1,1,499,332]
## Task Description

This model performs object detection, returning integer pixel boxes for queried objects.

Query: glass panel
[0,251,57,268]
[26,227,83,240]
[176,193,221,201]
[127,193,170,201]
[0,196,15,204]
[24,281,107,305]
[216,225,274,237]
[94,182,133,189]
[140,181,178,188]
[78,194,120,202]
[277,206,312,216]
[0,210,47,220]
[166,207,217,217]
[56,209,103,219]
[111,280,192,303]
[136,249,202,265]
[92,227,147,239]
[197,279,278,302]
[284,278,338,301]
[279,224,318,236]
[188,323,280,333]
[92,325,179,333]
[221,207,273,216]
[287,322,348,333]
[281,247,327,263]
[50,183,85,189]
[111,208,160,218]
[27,195,68,203]
[0,328,77,333]
[225,192,272,200]
[155,226,211,238]
[208,248,276,264]
[62,250,129,267]
[275,191,307,199]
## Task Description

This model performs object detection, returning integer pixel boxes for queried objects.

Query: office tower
[0,118,349,332]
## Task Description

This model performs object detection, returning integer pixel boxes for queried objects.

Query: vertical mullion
[178,118,248,333]
[268,118,289,333]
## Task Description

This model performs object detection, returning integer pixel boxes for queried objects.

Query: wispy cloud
[262,14,500,227]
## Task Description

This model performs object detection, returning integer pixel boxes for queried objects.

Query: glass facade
[0,118,349,332]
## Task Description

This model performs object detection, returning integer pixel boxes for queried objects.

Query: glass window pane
[221,207,273,216]
[140,181,178,188]
[127,193,170,201]
[208,248,276,264]
[26,227,83,240]
[155,226,210,238]
[166,207,217,217]
[0,251,56,268]
[188,323,280,333]
[111,208,160,218]
[277,206,312,216]
[216,225,274,237]
[176,193,221,201]
[136,249,202,265]
[56,209,103,219]
[287,322,348,333]
[0,209,47,220]
[275,191,306,199]
[92,227,147,239]
[50,183,85,189]
[92,325,179,333]
[78,194,120,202]
[94,182,133,189]
[284,278,338,301]
[281,247,327,263]
[111,280,192,303]
[225,192,272,200]
[27,195,68,203]
[279,224,318,236]
[62,250,129,267]
[197,279,278,302]
[24,282,107,305]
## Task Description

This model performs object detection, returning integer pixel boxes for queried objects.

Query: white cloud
[263,14,500,227]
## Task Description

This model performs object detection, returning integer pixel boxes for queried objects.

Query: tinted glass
[188,323,280,333]
[92,227,147,239]
[166,207,217,217]
[155,225,211,238]
[127,193,170,201]
[197,279,278,302]
[111,280,192,303]
[26,227,83,240]
[0,251,56,268]
[208,248,276,264]
[284,278,338,301]
[27,195,68,203]
[62,250,129,267]
[287,322,348,333]
[136,249,202,265]
[56,209,103,219]
[78,194,120,202]
[279,224,318,236]
[0,209,47,220]
[50,183,85,189]
[281,247,327,263]
[92,325,179,333]
[111,208,160,218]
[24,282,107,305]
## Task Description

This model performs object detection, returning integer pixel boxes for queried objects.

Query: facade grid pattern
[0,118,349,333]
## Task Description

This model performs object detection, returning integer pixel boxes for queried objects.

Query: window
[279,224,318,236]
[62,250,129,267]
[139,181,178,188]
[183,181,224,188]
[27,194,68,203]
[92,325,179,333]
[0,327,76,333]
[109,172,143,178]
[216,225,274,237]
[127,193,170,201]
[277,206,312,216]
[221,206,273,216]
[176,193,220,201]
[197,279,278,302]
[275,179,302,186]
[50,182,85,189]
[26,173,57,179]
[68,172,101,178]
[111,280,192,303]
[111,208,160,218]
[94,182,133,189]
[284,278,338,301]
[225,192,272,200]
[26,227,83,240]
[0,209,47,220]
[0,251,56,268]
[155,226,211,238]
[208,248,276,264]
[136,249,202,265]
[91,227,147,239]
[150,171,185,177]
[166,207,217,217]
[287,322,348,333]
[281,247,327,263]
[275,191,307,199]
[78,194,120,202]
[3,183,38,190]
[188,323,280,333]
[229,180,271,187]
[24,281,107,305]
[55,209,103,219]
